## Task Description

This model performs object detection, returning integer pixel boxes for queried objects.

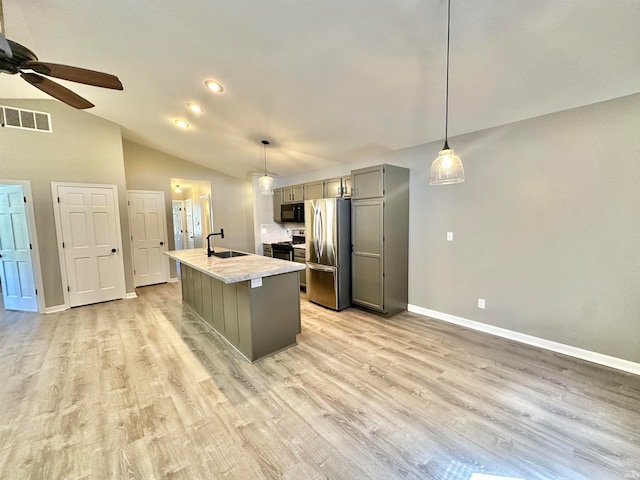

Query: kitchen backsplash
[260,222,304,244]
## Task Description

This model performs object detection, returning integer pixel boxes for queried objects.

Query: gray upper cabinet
[351,164,409,316]
[324,176,353,198]
[324,178,342,198]
[351,165,384,200]
[282,184,304,203]
[341,176,352,198]
[304,181,324,200]
[272,188,283,222]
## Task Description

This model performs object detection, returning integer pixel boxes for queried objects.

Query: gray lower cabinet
[294,248,306,287]
[351,164,409,316]
[180,264,301,361]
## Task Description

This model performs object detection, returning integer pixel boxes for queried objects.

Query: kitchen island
[164,248,304,362]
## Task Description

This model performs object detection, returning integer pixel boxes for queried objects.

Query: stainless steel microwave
[281,202,304,223]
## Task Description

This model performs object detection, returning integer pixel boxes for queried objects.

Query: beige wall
[271,92,640,363]
[0,99,134,307]
[122,140,255,278]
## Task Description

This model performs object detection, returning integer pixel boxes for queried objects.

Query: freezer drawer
[306,263,338,310]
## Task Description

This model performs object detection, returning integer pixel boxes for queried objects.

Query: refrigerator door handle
[313,203,324,260]
[307,263,335,273]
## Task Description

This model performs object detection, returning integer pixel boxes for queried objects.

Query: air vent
[0,106,52,133]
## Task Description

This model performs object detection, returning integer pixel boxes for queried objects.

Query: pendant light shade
[430,143,464,185]
[430,0,465,185]
[259,140,274,196]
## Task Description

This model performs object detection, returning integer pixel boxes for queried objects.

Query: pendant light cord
[444,0,451,149]
[262,140,269,176]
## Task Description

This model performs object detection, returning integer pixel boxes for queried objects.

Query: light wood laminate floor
[0,283,638,480]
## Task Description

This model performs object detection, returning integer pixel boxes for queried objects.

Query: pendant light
[258,140,274,196]
[430,0,465,185]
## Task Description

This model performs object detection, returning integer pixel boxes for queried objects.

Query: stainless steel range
[271,228,305,261]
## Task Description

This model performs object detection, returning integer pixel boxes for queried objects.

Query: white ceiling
[2,0,639,180]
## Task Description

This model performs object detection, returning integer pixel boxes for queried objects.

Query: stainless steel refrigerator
[305,198,351,310]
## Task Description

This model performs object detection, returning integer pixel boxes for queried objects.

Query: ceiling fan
[0,1,123,109]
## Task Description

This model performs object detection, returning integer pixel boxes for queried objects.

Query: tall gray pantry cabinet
[350,164,409,316]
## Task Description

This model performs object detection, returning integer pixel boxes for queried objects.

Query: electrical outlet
[447,232,453,241]
[478,298,485,309]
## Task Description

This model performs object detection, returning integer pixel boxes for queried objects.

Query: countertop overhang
[164,248,304,284]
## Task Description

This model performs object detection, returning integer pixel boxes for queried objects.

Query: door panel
[305,198,338,267]
[0,185,38,311]
[128,191,169,287]
[352,199,384,311]
[306,263,337,309]
[57,185,125,307]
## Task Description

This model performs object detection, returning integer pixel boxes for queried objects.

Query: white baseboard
[124,292,138,300]
[407,304,640,376]
[168,277,179,283]
[45,304,67,314]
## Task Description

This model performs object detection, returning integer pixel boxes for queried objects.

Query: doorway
[172,200,185,250]
[170,179,213,249]
[0,180,44,312]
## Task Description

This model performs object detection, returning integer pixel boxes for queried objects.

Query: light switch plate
[251,277,263,288]
[478,298,485,309]
[447,232,454,241]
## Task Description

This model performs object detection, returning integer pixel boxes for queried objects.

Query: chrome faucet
[207,229,224,257]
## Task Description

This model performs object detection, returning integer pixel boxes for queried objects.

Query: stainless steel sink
[212,251,248,259]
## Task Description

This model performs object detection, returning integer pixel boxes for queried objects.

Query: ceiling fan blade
[0,32,12,59]
[20,72,94,109]
[26,62,123,90]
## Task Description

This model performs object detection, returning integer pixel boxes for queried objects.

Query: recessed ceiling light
[174,119,189,128]
[205,80,224,93]
[187,103,204,113]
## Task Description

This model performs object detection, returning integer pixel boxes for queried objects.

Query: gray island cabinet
[164,248,304,362]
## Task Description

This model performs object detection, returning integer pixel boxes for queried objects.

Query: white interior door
[184,199,195,249]
[56,184,126,307]
[172,201,184,250]
[128,190,169,287]
[0,185,38,311]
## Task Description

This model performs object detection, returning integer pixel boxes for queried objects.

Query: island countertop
[164,248,304,284]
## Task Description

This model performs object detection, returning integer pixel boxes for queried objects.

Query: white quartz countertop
[164,248,304,284]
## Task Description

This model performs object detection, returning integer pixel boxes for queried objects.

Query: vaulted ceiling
[2,0,639,180]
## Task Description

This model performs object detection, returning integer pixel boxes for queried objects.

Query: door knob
[160,241,164,246]
[111,248,117,253]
